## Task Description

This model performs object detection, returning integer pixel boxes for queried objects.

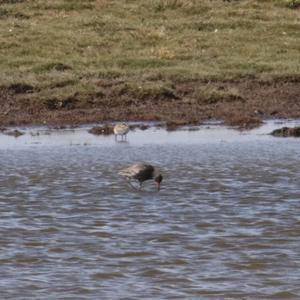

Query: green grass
[0,0,299,95]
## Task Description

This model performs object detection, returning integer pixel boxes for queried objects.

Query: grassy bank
[0,0,300,127]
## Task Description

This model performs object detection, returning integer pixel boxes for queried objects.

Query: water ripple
[0,135,299,299]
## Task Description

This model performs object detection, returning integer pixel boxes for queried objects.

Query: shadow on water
[0,120,300,299]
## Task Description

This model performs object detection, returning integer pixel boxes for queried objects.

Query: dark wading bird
[119,163,163,191]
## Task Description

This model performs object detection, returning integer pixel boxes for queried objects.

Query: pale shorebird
[119,162,163,191]
[114,123,130,141]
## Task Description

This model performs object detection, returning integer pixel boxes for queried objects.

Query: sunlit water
[0,121,300,299]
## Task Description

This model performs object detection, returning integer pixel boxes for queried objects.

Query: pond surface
[0,121,300,299]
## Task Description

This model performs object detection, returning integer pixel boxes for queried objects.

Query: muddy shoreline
[1,77,300,129]
[1,119,300,150]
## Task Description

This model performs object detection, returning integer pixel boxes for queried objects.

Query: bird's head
[154,174,163,191]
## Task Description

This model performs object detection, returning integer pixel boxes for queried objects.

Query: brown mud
[1,77,300,129]
[88,125,114,136]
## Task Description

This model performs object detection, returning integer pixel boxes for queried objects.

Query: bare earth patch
[0,77,299,129]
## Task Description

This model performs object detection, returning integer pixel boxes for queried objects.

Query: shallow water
[0,121,300,299]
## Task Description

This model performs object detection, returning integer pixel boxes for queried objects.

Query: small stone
[4,130,24,137]
[271,126,300,137]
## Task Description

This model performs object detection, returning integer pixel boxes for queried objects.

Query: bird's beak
[157,182,161,191]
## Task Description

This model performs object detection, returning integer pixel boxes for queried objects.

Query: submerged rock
[4,129,25,137]
[88,125,114,136]
[129,124,150,131]
[271,126,300,137]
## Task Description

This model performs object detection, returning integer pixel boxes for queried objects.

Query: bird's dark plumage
[119,163,162,190]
